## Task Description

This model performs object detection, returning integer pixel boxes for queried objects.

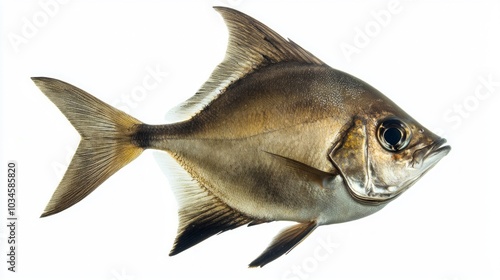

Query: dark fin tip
[168,176,255,257]
[248,221,318,267]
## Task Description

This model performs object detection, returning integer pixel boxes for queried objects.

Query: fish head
[329,99,451,204]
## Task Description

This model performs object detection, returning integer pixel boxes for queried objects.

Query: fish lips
[411,138,451,170]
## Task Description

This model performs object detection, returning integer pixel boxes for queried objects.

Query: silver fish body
[144,63,395,223]
[33,7,450,267]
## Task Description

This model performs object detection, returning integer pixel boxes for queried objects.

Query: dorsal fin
[166,6,325,122]
[154,152,254,256]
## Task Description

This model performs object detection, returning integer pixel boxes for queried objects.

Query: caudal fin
[32,77,144,217]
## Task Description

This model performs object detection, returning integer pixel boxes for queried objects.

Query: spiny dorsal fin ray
[249,221,318,267]
[159,153,254,256]
[166,6,325,122]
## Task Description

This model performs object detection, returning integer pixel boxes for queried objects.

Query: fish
[32,7,450,267]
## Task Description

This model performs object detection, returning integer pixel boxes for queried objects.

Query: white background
[1,0,499,279]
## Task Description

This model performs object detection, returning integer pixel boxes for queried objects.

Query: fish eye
[377,118,412,152]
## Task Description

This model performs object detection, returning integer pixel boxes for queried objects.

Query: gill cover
[329,118,380,202]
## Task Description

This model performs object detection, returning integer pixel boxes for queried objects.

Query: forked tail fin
[32,77,145,217]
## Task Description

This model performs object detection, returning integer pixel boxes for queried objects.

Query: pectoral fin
[264,151,337,188]
[249,221,318,267]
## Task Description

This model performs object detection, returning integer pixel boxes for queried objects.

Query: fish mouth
[427,138,451,160]
[399,138,450,192]
[411,138,451,170]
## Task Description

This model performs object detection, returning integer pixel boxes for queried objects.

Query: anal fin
[169,194,253,256]
[161,152,254,256]
[249,221,318,267]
